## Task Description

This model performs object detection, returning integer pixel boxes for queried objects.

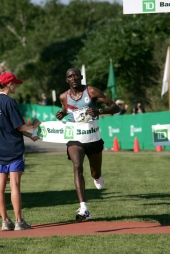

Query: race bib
[73,107,97,123]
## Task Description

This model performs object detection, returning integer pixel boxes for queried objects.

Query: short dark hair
[66,68,81,76]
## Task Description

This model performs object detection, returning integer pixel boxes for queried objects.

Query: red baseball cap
[0,72,23,85]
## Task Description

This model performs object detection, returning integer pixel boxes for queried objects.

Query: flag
[81,64,86,85]
[107,59,117,100]
[161,47,170,97]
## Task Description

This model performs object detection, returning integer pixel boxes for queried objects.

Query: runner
[56,67,120,221]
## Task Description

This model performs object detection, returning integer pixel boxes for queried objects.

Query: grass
[1,235,170,254]
[2,153,170,253]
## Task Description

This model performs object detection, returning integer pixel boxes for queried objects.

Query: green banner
[98,111,170,150]
[18,104,68,123]
[18,104,170,150]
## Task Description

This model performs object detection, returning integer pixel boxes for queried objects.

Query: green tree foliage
[74,12,170,111]
[0,0,170,111]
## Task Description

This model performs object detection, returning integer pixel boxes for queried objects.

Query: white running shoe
[94,176,104,189]
[14,219,31,230]
[1,218,15,231]
[76,208,92,221]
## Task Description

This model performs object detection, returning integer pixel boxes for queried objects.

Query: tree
[73,12,170,111]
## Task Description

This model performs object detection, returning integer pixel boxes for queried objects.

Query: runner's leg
[68,145,86,202]
[88,152,102,179]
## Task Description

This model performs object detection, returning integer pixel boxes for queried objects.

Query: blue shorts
[0,156,25,174]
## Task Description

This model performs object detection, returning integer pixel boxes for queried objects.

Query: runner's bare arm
[56,92,68,120]
[86,86,120,116]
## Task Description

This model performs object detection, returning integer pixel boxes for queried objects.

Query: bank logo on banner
[143,0,156,12]
[37,126,47,138]
[123,0,170,14]
[64,126,74,139]
[153,129,169,142]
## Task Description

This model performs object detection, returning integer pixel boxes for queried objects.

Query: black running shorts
[67,139,104,160]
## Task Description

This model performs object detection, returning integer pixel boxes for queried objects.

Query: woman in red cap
[0,72,41,230]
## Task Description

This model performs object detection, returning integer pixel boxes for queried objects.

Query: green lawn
[1,153,170,253]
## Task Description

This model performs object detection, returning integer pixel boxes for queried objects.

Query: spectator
[39,93,48,105]
[34,94,40,104]
[0,62,7,74]
[0,71,41,230]
[132,99,145,114]
[25,94,31,104]
[18,93,23,104]
[115,99,128,115]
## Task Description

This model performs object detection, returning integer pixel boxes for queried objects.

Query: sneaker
[76,208,92,221]
[14,219,31,230]
[1,218,15,231]
[94,176,104,189]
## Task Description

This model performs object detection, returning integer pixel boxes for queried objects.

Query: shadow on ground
[4,189,170,225]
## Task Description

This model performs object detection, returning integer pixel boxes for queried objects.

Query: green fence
[98,111,170,150]
[18,104,66,123]
[19,104,170,150]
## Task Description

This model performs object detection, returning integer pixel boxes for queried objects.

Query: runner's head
[66,68,83,89]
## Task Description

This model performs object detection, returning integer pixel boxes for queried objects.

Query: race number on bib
[73,107,97,123]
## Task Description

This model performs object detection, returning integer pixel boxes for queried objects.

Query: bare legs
[68,146,102,203]
[68,145,85,202]
[88,152,102,179]
[0,171,23,222]
[10,172,23,222]
[0,173,8,221]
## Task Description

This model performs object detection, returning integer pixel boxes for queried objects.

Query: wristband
[98,108,104,115]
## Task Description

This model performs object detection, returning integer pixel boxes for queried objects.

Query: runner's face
[66,69,82,88]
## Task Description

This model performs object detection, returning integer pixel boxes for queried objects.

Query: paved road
[24,136,67,153]
[24,136,170,155]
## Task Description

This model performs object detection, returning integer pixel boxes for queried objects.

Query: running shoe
[94,176,104,189]
[76,208,92,221]
[1,218,15,231]
[14,219,31,230]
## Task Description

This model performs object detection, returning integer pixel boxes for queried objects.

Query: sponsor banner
[18,104,170,150]
[123,0,170,14]
[152,124,170,146]
[32,120,101,143]
[130,125,142,137]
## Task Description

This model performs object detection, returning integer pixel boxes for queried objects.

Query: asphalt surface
[24,136,170,155]
[24,136,67,154]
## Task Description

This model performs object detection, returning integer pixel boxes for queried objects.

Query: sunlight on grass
[2,153,170,253]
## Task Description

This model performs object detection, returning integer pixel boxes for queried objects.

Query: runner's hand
[56,110,65,120]
[86,108,99,117]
